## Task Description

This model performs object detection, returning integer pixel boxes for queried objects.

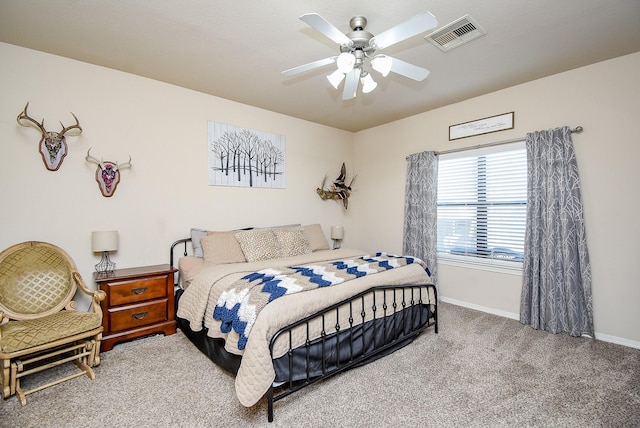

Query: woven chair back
[0,241,77,320]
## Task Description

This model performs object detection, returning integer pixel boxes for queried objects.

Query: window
[437,142,526,267]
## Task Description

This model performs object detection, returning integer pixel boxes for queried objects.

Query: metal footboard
[266,283,438,422]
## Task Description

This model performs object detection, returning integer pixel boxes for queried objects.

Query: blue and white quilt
[212,252,425,350]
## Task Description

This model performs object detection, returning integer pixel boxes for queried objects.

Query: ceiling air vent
[425,14,486,52]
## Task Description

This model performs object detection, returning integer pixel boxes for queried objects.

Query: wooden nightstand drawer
[108,276,168,306]
[94,264,177,351]
[108,299,169,333]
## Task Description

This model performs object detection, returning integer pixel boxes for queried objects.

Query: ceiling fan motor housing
[346,16,374,53]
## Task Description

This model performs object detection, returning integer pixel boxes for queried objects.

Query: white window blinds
[437,142,527,263]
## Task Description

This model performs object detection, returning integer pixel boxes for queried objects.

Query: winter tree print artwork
[208,122,286,188]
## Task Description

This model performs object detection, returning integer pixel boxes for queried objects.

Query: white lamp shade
[361,73,377,94]
[331,226,344,240]
[336,52,356,73]
[92,230,119,252]
[327,69,346,89]
[371,55,393,77]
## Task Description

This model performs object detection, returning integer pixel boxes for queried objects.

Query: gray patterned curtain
[403,151,438,284]
[520,126,594,337]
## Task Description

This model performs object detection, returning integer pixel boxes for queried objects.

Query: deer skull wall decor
[85,148,132,197]
[16,102,82,171]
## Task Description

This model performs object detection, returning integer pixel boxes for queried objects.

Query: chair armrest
[72,271,106,314]
[72,270,95,296]
[94,290,106,303]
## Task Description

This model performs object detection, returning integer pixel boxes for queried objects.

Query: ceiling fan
[282,12,438,100]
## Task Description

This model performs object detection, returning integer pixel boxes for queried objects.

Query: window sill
[437,254,523,276]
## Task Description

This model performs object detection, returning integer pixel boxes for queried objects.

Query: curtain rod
[406,126,583,159]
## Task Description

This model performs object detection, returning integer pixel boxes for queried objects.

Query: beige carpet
[1,303,639,427]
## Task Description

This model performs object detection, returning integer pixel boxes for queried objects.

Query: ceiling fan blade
[370,12,438,50]
[389,57,430,81]
[342,68,361,100]
[300,13,354,47]
[282,57,336,77]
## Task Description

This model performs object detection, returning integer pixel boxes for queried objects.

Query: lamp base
[332,239,342,250]
[95,251,116,273]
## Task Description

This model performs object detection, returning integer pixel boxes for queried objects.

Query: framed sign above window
[449,112,514,140]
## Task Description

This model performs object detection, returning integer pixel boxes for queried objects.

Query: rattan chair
[0,241,106,405]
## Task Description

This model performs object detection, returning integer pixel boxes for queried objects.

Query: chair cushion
[0,311,102,354]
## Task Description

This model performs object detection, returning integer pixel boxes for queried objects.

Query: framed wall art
[449,112,514,140]
[208,121,286,188]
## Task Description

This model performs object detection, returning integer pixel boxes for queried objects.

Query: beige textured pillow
[201,231,246,264]
[235,229,281,262]
[303,224,330,251]
[178,256,204,288]
[273,226,311,257]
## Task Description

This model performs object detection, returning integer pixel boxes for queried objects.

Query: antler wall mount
[16,102,82,171]
[85,148,132,197]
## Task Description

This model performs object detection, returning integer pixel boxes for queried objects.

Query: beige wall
[352,52,640,347]
[1,41,638,347]
[0,42,355,308]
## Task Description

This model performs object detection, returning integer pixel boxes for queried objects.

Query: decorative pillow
[235,229,281,262]
[273,226,311,257]
[201,231,246,264]
[178,256,204,288]
[191,228,208,258]
[303,224,330,251]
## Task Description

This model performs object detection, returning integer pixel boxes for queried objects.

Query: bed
[170,224,438,422]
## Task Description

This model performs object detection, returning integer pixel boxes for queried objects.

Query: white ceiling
[1,1,639,132]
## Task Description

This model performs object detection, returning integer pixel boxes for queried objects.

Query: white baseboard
[594,333,640,350]
[440,296,520,321]
[439,296,640,350]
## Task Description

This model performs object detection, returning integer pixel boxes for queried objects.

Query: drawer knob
[131,287,148,295]
[132,311,148,320]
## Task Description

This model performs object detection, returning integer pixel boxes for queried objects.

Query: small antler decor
[16,102,82,171]
[85,148,132,197]
[316,162,356,209]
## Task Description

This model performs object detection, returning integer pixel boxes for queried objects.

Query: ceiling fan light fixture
[327,68,345,89]
[336,52,356,73]
[371,55,393,77]
[361,73,377,93]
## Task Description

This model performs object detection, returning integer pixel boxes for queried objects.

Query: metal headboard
[170,237,191,286]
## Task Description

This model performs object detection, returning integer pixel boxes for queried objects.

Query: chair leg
[10,360,21,397]
[16,382,26,406]
[92,334,103,367]
[73,360,95,380]
[1,358,10,399]
[86,337,102,367]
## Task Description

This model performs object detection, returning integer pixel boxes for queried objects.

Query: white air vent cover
[425,14,486,52]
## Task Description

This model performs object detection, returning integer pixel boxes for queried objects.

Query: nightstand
[94,264,177,351]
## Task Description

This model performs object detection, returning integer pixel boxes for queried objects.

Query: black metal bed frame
[266,283,437,422]
[170,238,192,286]
[170,238,438,423]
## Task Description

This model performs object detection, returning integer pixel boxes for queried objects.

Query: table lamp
[92,230,118,273]
[331,225,344,250]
